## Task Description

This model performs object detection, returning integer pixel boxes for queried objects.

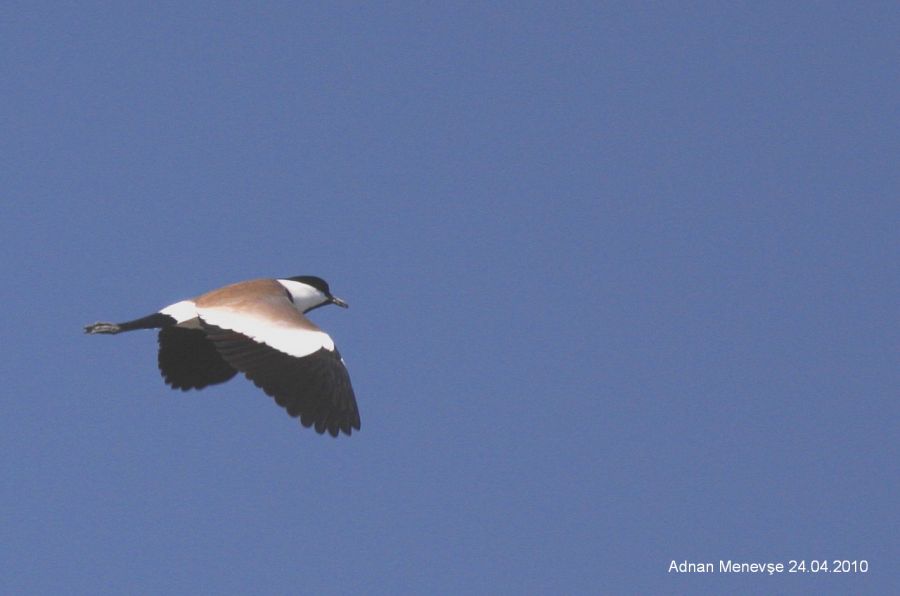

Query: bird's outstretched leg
[84,313,175,335]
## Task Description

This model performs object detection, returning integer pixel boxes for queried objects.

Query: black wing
[201,323,360,437]
[158,327,238,390]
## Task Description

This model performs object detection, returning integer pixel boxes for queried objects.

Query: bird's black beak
[331,295,349,308]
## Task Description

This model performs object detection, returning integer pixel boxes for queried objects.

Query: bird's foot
[84,322,121,334]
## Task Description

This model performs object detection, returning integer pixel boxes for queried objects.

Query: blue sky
[2,3,896,594]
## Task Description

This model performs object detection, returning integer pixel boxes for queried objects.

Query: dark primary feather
[201,323,360,437]
[158,327,238,390]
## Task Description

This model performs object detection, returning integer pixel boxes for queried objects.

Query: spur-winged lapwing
[84,276,359,437]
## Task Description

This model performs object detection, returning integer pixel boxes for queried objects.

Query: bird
[84,275,359,437]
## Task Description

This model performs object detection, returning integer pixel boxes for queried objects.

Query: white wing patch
[197,306,335,358]
[160,300,199,326]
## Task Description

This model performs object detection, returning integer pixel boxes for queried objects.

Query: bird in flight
[85,276,359,437]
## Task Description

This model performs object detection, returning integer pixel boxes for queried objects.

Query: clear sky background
[2,3,896,594]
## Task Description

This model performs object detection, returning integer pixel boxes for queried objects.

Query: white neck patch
[276,279,329,312]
